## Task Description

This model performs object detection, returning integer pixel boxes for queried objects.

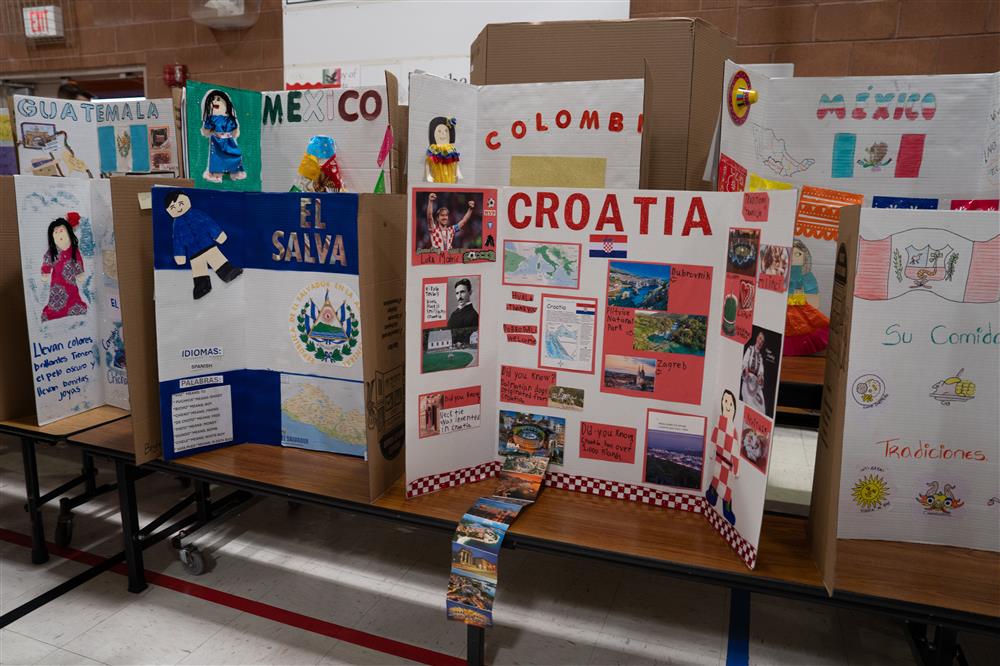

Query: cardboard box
[469,18,734,191]
[0,177,36,421]
[809,204,860,593]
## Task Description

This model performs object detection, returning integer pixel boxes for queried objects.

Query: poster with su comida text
[406,186,798,568]
[152,187,366,460]
[838,208,999,553]
[15,176,128,424]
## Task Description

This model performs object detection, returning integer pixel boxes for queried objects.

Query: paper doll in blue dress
[200,90,246,183]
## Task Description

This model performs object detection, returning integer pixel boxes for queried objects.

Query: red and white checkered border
[543,472,704,513]
[703,504,758,569]
[406,461,501,498]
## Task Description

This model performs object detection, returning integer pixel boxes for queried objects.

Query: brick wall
[631,0,1000,75]
[0,0,284,97]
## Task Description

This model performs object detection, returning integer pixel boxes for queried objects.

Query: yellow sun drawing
[852,474,890,510]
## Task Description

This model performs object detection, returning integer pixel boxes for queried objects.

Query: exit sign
[23,6,64,39]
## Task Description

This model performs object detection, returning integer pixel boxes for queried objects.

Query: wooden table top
[778,355,826,386]
[0,406,129,440]
[836,538,999,618]
[70,418,373,503]
[67,417,997,619]
[375,477,825,588]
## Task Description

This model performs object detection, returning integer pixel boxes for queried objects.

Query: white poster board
[405,185,798,568]
[837,208,1000,553]
[717,61,999,207]
[152,187,366,460]
[12,96,179,178]
[406,73,644,190]
[14,176,128,424]
[260,87,391,194]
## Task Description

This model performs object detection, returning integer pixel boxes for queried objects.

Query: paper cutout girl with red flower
[705,389,740,526]
[40,212,87,322]
[425,116,462,183]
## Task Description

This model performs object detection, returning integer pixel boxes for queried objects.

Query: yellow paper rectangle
[509,156,607,188]
[748,172,794,191]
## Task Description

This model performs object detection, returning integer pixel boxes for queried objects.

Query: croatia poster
[405,185,799,568]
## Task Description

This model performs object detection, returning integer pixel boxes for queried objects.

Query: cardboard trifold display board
[151,187,405,498]
[470,18,734,191]
[717,63,1000,344]
[406,73,645,190]
[0,176,190,460]
[718,63,999,205]
[183,77,401,195]
[11,96,180,177]
[14,176,128,424]
[811,206,1000,591]
[406,186,798,568]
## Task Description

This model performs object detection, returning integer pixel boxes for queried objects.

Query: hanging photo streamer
[445,450,552,627]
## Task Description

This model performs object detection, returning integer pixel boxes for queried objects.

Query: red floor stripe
[0,528,465,666]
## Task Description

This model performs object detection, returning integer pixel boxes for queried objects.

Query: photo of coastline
[607,261,670,311]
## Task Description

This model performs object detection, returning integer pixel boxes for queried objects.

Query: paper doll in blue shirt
[200,90,247,183]
[165,191,242,300]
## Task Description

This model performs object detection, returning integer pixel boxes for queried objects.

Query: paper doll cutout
[292,135,345,193]
[783,239,829,355]
[164,192,242,300]
[427,191,475,255]
[425,116,461,183]
[200,90,246,183]
[706,389,740,525]
[40,212,88,322]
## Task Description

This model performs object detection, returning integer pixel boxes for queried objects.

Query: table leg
[115,460,147,593]
[467,625,485,666]
[20,437,49,564]
[908,622,962,666]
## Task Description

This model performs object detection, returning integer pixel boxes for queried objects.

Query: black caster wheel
[54,514,73,548]
[178,545,206,575]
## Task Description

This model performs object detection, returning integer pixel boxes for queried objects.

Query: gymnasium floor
[1,431,996,665]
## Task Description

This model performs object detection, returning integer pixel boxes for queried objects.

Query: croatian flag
[576,302,596,316]
[588,233,628,259]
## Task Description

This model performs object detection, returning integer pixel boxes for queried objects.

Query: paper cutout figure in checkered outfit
[705,389,739,525]
[165,191,242,300]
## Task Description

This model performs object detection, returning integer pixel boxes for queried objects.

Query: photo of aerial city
[643,418,705,490]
